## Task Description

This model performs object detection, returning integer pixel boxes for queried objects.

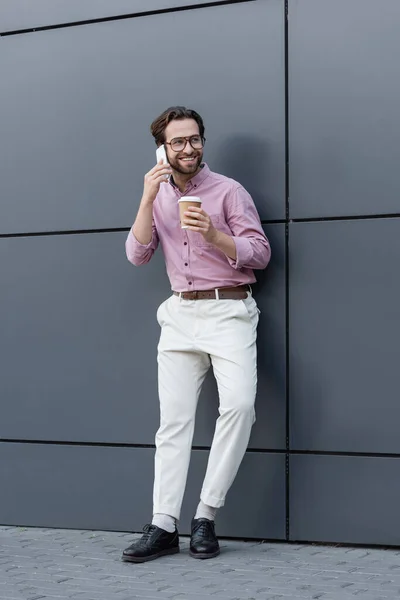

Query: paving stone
[1,527,400,600]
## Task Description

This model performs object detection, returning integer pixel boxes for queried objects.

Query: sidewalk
[1,526,400,600]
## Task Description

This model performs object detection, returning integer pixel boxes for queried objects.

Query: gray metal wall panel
[0,232,169,444]
[0,1,284,235]
[289,0,400,218]
[1,226,283,450]
[194,225,286,450]
[289,219,400,453]
[0,1,221,32]
[290,454,400,545]
[0,443,286,538]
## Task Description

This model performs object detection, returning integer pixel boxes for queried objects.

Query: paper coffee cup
[178,196,202,229]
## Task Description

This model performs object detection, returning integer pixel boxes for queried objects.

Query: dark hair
[150,106,205,146]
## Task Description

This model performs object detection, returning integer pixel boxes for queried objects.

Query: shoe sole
[189,549,220,560]
[122,546,179,563]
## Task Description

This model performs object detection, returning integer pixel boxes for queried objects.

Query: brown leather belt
[173,285,249,300]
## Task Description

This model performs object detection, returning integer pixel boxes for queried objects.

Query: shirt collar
[169,163,210,192]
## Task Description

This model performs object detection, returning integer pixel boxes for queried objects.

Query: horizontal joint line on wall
[2,441,400,459]
[0,439,155,449]
[0,228,131,239]
[287,539,400,551]
[0,0,256,37]
[2,214,397,236]
[1,221,283,238]
[218,535,285,544]
[0,439,286,454]
[261,219,286,225]
[292,449,400,459]
[290,213,400,224]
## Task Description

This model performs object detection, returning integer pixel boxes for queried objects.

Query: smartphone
[156,144,170,181]
[156,144,168,165]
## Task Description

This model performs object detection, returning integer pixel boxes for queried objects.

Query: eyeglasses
[165,135,206,152]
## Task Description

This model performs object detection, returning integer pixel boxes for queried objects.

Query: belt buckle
[192,291,198,300]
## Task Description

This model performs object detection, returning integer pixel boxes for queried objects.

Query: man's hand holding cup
[179,196,218,244]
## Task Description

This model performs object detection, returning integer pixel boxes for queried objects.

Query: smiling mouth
[179,156,197,162]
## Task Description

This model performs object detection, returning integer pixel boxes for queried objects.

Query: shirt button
[185,263,188,266]
[188,281,192,285]
[184,242,187,246]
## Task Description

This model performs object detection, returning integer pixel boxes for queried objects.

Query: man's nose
[182,139,194,153]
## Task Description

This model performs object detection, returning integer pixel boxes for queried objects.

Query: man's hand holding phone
[143,160,172,204]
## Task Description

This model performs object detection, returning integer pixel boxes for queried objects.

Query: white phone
[156,144,170,181]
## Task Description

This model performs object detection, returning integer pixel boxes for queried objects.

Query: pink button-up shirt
[125,164,271,292]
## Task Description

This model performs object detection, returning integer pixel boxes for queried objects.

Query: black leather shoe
[122,524,179,563]
[190,518,220,559]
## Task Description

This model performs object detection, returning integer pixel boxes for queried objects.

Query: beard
[168,152,203,176]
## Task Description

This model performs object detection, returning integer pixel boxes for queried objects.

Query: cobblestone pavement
[1,526,400,600]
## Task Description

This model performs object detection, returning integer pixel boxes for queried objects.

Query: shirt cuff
[227,236,253,270]
[128,229,155,249]
[125,229,155,265]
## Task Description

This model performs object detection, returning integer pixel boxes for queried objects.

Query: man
[123,106,271,563]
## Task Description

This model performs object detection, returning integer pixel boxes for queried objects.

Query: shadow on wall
[216,134,273,219]
[255,224,286,446]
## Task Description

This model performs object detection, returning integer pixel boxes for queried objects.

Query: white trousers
[153,292,260,520]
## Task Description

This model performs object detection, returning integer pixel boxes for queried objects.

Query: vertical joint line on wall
[285,221,290,542]
[284,0,289,220]
[284,0,290,543]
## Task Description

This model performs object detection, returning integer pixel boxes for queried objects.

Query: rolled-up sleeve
[226,186,271,270]
[125,224,159,266]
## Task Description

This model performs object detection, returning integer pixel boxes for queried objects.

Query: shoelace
[193,520,214,538]
[140,524,157,544]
